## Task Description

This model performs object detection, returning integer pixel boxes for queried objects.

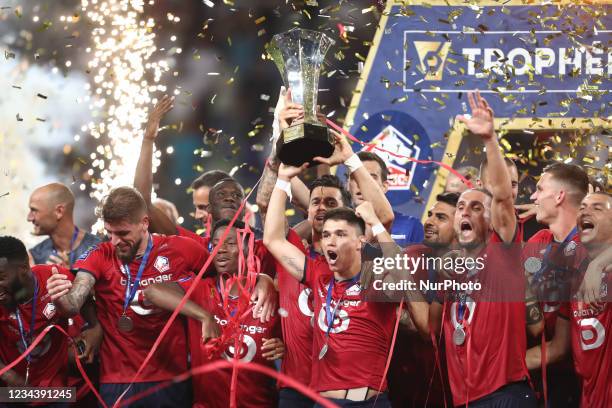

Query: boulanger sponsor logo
[404,31,610,92]
[360,125,420,191]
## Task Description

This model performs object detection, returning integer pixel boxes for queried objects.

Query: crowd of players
[0,90,610,408]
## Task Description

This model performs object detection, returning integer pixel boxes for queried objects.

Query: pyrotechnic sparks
[82,0,170,227]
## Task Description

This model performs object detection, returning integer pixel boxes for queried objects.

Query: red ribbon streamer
[0,323,108,408]
[325,119,474,189]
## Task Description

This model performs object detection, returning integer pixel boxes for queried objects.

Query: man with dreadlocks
[145,219,283,408]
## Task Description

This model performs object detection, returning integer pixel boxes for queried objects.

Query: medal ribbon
[324,273,361,340]
[68,226,79,269]
[121,235,153,315]
[532,227,578,284]
[15,275,39,366]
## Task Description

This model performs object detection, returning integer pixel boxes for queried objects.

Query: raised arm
[257,88,310,223]
[457,91,516,243]
[315,131,394,230]
[355,202,428,336]
[47,270,96,317]
[263,163,309,282]
[133,95,177,235]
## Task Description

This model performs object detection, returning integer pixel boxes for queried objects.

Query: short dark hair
[309,175,352,207]
[436,191,460,207]
[323,207,366,235]
[100,187,147,224]
[210,219,246,239]
[191,170,231,191]
[479,157,517,180]
[0,236,28,264]
[542,163,589,206]
[357,151,388,182]
[463,187,493,199]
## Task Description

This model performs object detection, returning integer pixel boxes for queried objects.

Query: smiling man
[570,192,612,408]
[145,219,283,408]
[46,186,209,407]
[428,91,535,407]
[523,162,589,405]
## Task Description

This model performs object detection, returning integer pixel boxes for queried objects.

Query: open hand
[144,95,174,141]
[456,91,495,140]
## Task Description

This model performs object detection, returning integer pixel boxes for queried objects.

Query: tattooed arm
[47,271,96,317]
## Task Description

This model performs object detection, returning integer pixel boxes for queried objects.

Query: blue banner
[342,2,610,219]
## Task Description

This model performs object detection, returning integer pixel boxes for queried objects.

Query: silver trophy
[267,28,335,166]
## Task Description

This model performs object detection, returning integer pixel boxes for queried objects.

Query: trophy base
[277,122,334,167]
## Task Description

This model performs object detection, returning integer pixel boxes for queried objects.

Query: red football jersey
[524,228,583,337]
[74,234,207,383]
[0,265,71,387]
[302,256,396,392]
[275,228,326,387]
[570,275,611,407]
[183,277,281,408]
[442,231,528,406]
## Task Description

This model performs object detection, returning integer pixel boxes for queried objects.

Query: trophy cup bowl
[267,28,335,167]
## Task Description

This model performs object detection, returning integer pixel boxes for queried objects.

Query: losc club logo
[414,41,451,81]
[153,256,170,273]
[360,124,421,191]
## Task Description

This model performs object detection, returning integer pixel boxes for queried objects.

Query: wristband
[275,178,293,202]
[344,153,363,173]
[371,223,385,236]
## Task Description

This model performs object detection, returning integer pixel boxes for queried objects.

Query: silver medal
[318,343,328,360]
[524,257,542,274]
[453,326,466,346]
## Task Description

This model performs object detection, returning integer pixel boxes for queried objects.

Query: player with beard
[145,220,283,408]
[523,163,588,406]
[27,182,101,268]
[0,236,101,389]
[429,91,535,407]
[388,191,458,408]
[570,192,611,407]
[46,186,208,407]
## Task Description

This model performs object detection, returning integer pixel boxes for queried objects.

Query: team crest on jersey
[345,283,362,296]
[153,256,170,273]
[42,302,56,320]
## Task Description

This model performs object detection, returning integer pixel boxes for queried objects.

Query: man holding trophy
[264,28,400,408]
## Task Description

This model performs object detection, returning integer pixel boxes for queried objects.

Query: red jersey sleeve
[73,244,104,280]
[301,256,329,289]
[176,225,209,248]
